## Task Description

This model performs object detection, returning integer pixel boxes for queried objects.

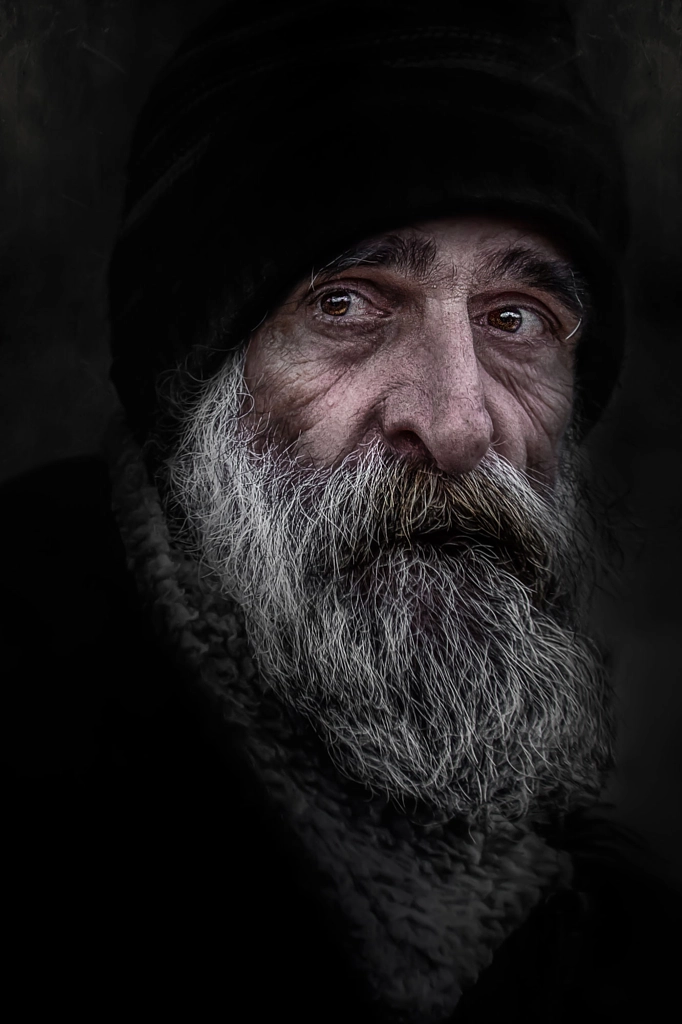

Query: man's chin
[253,527,613,827]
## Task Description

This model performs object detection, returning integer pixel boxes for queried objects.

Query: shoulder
[455,808,682,1023]
[554,809,681,1022]
[0,453,126,629]
[0,453,231,786]
[0,454,126,650]
[0,455,161,774]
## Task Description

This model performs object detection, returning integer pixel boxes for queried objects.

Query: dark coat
[2,456,680,1023]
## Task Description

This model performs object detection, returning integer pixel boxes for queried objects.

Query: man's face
[244,217,585,487]
[165,215,612,828]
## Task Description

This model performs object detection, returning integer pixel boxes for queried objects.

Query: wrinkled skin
[244,217,584,487]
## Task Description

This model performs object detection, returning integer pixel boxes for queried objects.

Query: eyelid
[309,284,364,301]
[305,279,388,314]
[470,304,559,340]
[470,290,571,329]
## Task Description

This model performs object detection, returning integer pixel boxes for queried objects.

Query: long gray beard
[161,351,614,827]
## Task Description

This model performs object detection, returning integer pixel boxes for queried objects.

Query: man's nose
[377,316,493,476]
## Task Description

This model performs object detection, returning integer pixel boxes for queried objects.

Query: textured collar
[106,414,574,1024]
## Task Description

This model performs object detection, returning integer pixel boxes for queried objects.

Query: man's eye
[485,306,548,338]
[311,287,387,330]
[319,291,355,316]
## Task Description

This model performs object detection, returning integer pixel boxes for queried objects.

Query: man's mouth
[334,525,508,570]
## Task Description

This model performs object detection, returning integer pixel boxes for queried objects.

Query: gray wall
[1,0,681,884]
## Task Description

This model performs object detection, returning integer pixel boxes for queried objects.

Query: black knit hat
[108,0,628,448]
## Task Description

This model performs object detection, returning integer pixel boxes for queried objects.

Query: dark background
[1,0,681,885]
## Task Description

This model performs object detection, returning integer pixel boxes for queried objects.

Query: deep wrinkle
[244,217,584,485]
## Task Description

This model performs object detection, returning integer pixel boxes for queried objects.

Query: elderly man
[3,1,680,1022]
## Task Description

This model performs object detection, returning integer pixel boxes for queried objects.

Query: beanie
[108,0,629,451]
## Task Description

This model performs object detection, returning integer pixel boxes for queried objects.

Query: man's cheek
[488,353,573,426]
[519,366,575,441]
[512,378,575,476]
[265,361,363,444]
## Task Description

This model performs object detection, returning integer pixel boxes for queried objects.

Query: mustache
[262,443,569,598]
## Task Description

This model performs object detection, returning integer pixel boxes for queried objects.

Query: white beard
[161,350,614,826]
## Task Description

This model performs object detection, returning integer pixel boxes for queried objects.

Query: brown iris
[321,292,352,316]
[487,308,523,332]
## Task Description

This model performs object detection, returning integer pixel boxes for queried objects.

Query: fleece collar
[106,414,574,1024]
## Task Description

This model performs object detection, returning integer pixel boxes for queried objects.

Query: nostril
[388,430,435,466]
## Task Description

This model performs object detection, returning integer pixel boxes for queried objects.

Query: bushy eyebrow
[309,234,445,287]
[308,234,589,319]
[476,245,589,318]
